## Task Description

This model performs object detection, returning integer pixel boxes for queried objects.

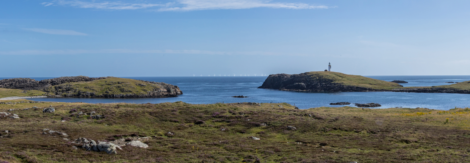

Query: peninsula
[0,76,182,98]
[259,71,470,94]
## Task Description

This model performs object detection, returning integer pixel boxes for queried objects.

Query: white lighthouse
[328,62,331,72]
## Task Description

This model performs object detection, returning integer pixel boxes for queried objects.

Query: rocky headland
[259,71,470,94]
[0,76,182,98]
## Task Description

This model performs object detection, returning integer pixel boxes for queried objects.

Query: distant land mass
[259,71,470,94]
[0,76,182,98]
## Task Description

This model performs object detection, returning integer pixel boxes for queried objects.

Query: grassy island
[259,71,403,92]
[1,100,470,162]
[43,77,182,98]
[0,76,182,99]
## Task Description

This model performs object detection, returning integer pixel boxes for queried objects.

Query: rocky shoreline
[392,87,470,94]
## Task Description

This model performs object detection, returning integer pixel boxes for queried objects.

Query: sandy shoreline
[0,96,47,101]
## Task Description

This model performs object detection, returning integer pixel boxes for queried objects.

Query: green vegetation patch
[305,71,403,90]
[0,88,45,98]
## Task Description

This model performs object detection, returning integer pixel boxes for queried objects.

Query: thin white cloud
[23,28,88,36]
[42,0,328,11]
[42,2,54,6]
[48,0,170,10]
[0,49,280,56]
[161,0,328,11]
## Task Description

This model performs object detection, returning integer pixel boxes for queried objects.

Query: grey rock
[11,114,19,119]
[251,136,260,140]
[287,126,297,130]
[43,106,55,113]
[126,140,149,149]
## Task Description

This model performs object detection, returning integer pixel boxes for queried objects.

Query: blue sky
[1,0,470,77]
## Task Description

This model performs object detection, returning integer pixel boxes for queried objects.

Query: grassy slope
[305,71,403,90]
[0,88,45,98]
[1,101,470,162]
[434,81,470,90]
[46,77,163,96]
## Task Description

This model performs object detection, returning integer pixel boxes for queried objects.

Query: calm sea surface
[2,76,470,110]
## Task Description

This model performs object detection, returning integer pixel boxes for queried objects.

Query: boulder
[287,126,297,130]
[43,106,55,113]
[355,103,381,107]
[126,141,149,149]
[42,128,68,137]
[251,136,261,141]
[91,115,105,120]
[74,137,122,154]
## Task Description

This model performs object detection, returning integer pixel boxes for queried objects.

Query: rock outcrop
[330,102,351,105]
[355,103,381,107]
[392,80,408,83]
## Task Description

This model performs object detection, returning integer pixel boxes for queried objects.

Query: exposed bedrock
[391,80,408,83]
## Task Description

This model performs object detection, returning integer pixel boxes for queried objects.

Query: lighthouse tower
[328,62,331,72]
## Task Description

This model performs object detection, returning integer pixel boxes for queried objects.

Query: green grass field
[305,71,403,90]
[0,88,45,98]
[1,100,470,162]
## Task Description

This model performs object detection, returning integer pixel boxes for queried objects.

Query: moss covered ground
[304,71,403,90]
[1,100,470,162]
[0,88,45,98]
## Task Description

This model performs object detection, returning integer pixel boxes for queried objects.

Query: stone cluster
[0,112,20,119]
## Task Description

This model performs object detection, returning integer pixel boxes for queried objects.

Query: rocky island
[259,71,403,92]
[0,76,182,98]
[259,71,470,94]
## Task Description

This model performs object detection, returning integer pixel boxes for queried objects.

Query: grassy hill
[0,88,45,98]
[1,100,469,162]
[43,77,182,98]
[304,71,403,90]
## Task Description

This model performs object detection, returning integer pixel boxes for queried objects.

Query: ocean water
[1,76,470,110]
